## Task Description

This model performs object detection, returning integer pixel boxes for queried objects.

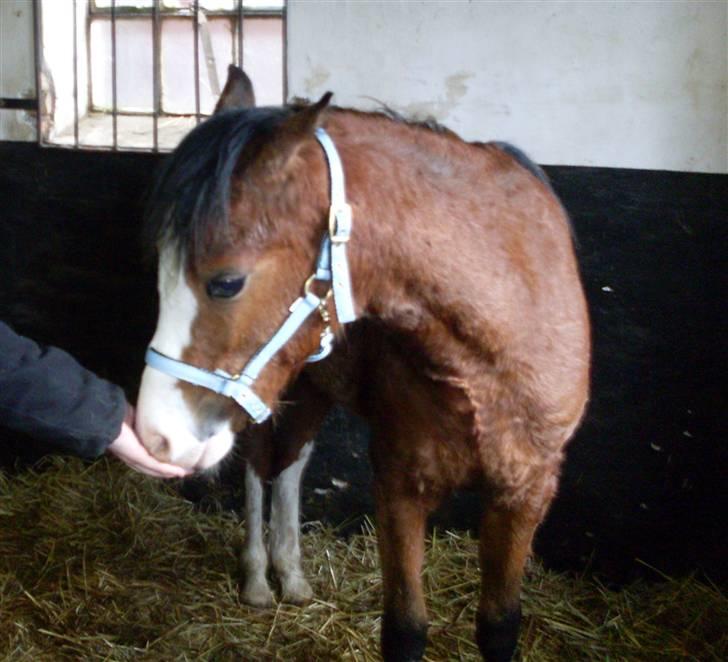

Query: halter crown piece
[145,128,356,424]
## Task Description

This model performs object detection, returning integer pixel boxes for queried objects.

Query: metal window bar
[73,0,80,147]
[111,0,118,150]
[194,1,200,125]
[152,0,161,151]
[33,0,43,144]
[282,0,287,102]
[237,0,243,69]
[34,1,285,153]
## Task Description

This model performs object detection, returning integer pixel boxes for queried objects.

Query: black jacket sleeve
[0,321,127,459]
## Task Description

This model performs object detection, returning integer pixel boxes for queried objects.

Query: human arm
[0,321,187,477]
[0,321,125,458]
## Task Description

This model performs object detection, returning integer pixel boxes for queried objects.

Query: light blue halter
[145,128,356,424]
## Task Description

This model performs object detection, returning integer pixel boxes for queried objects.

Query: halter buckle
[329,203,352,244]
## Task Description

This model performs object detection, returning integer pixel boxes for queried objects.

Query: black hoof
[381,612,428,662]
[476,605,521,662]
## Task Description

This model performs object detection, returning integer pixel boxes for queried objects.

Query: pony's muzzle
[141,423,235,472]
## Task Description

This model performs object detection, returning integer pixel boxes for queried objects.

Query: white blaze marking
[153,247,198,357]
[137,246,235,470]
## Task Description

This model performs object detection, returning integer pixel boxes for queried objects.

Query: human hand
[107,406,190,478]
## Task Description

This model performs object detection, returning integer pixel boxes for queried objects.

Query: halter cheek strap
[315,127,356,324]
[144,128,355,425]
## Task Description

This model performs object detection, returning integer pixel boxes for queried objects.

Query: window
[38,0,284,151]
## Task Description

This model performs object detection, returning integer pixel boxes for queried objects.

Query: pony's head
[136,68,344,471]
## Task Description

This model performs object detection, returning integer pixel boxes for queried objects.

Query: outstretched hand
[107,406,190,479]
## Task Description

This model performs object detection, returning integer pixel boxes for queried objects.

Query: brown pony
[136,66,590,662]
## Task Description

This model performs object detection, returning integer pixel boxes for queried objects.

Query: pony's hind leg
[270,441,315,603]
[476,473,558,662]
[240,463,275,607]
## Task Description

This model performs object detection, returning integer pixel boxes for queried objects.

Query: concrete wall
[288,0,727,173]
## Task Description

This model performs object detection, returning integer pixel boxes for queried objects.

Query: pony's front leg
[240,463,274,607]
[374,473,429,662]
[266,374,330,603]
[476,472,558,662]
[270,441,314,603]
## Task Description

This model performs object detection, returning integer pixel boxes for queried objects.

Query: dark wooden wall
[1,142,725,584]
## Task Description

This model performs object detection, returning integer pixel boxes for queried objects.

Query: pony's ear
[257,92,333,178]
[214,65,256,113]
[278,91,332,142]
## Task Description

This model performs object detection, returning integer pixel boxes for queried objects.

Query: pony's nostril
[148,434,171,463]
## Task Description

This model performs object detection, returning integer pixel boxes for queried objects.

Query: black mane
[144,106,293,260]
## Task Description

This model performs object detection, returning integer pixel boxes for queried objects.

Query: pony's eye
[206,274,246,300]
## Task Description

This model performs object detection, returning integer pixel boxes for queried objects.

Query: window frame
[35,0,286,152]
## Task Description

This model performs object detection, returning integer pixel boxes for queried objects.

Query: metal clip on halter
[303,276,335,363]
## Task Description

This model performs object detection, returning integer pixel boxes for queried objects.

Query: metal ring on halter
[303,273,319,296]
[304,272,333,299]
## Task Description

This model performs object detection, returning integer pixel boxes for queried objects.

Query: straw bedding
[0,457,725,661]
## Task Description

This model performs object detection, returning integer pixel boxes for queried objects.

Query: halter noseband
[145,127,356,424]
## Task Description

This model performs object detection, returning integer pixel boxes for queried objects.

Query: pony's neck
[328,111,492,370]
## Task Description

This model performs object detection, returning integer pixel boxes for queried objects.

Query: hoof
[381,612,427,662]
[476,605,521,662]
[280,574,314,605]
[241,578,275,608]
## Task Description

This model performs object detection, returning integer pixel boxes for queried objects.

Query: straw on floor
[0,457,725,661]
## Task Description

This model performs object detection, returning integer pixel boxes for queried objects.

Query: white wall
[287,0,727,174]
[0,0,36,141]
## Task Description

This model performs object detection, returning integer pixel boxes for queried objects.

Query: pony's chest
[305,349,360,408]
[303,323,477,440]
